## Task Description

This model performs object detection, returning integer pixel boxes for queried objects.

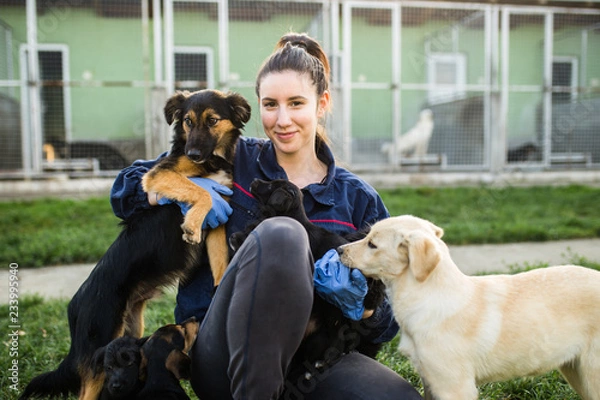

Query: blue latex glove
[314,249,368,321]
[157,177,233,229]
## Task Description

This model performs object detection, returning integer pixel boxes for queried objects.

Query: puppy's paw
[181,223,202,244]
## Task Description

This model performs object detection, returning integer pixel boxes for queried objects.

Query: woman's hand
[362,309,374,319]
[154,177,233,229]
[314,249,368,321]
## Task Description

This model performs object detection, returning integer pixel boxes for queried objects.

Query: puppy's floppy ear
[136,335,151,381]
[90,345,107,377]
[226,92,252,127]
[138,349,148,382]
[270,186,297,214]
[406,232,441,283]
[164,91,190,125]
[165,351,192,380]
[428,221,444,238]
[181,317,200,353]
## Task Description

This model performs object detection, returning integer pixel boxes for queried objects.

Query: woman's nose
[276,108,292,127]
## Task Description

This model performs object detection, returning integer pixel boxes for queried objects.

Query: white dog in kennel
[381,109,434,161]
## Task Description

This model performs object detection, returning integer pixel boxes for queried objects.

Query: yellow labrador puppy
[338,215,600,400]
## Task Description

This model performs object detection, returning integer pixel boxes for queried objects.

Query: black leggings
[190,217,422,400]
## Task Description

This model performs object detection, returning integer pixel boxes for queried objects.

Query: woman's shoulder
[239,136,267,148]
[331,165,389,222]
[235,136,266,160]
[333,165,379,198]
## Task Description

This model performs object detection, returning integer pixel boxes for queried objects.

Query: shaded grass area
[2,185,600,268]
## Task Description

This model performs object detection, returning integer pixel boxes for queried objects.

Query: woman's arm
[110,152,167,219]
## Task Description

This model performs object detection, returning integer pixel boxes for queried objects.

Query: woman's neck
[277,150,327,189]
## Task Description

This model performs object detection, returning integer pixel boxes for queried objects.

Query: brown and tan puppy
[143,89,251,286]
[338,215,600,400]
[19,90,250,400]
[135,318,199,400]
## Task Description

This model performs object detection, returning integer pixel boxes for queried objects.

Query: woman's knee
[248,217,313,284]
[254,216,309,252]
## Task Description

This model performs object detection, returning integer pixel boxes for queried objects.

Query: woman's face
[259,70,329,157]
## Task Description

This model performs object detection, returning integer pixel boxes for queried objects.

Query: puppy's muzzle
[186,149,203,163]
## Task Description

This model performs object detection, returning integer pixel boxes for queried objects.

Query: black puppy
[135,317,199,400]
[230,179,386,370]
[91,336,144,399]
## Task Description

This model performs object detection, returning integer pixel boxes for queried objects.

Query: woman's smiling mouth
[276,131,296,140]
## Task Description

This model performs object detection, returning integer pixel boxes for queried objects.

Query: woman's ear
[317,90,331,118]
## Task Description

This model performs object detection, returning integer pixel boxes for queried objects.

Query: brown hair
[255,32,331,146]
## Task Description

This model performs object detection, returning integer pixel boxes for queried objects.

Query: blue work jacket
[110,137,399,344]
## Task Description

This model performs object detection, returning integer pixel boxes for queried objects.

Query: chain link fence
[0,0,598,179]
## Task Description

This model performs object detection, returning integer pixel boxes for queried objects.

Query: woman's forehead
[258,70,316,99]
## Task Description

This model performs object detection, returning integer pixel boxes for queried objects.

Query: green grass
[1,184,598,398]
[0,293,178,400]
[2,185,599,268]
[3,256,597,400]
[378,185,600,244]
[1,197,121,268]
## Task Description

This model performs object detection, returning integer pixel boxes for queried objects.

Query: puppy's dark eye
[207,117,219,127]
[368,241,377,249]
[184,117,192,128]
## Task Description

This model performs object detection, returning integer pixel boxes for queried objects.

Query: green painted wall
[0,6,25,98]
[1,4,598,150]
[1,6,149,141]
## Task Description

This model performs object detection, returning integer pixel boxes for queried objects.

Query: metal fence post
[25,0,42,175]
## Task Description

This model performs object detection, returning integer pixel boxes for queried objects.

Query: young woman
[110,33,422,400]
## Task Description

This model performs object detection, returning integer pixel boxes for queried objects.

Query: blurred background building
[1,0,599,181]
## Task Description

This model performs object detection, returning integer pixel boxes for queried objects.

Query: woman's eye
[184,118,192,128]
[368,241,377,249]
[263,101,276,109]
[207,118,219,127]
